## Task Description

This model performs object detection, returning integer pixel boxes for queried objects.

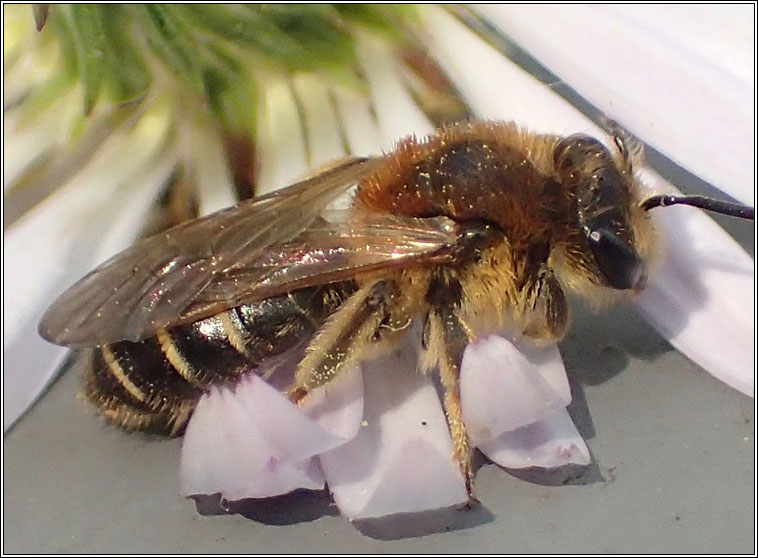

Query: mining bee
[39,120,754,494]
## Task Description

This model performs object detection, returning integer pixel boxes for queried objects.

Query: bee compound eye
[587,227,645,290]
[581,167,617,207]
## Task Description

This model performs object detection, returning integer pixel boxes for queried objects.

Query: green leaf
[137,4,204,89]
[98,5,152,104]
[177,5,310,69]
[69,5,107,114]
[22,4,424,119]
[335,4,417,38]
[260,5,357,68]
[205,64,258,134]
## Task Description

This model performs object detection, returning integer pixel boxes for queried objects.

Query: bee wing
[196,208,459,306]
[40,156,459,347]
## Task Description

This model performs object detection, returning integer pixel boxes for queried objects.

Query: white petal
[479,408,591,469]
[332,86,384,157]
[326,86,385,211]
[291,74,348,167]
[183,123,237,215]
[461,335,570,446]
[421,7,597,135]
[3,111,176,431]
[422,7,754,395]
[634,170,754,397]
[179,384,324,501]
[355,31,434,146]
[256,76,309,194]
[3,89,80,188]
[476,4,754,205]
[601,5,753,85]
[319,336,468,520]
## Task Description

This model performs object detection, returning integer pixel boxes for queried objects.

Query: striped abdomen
[84,283,355,434]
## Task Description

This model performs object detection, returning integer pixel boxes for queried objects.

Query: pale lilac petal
[302,367,364,441]
[479,408,591,470]
[523,342,572,407]
[633,170,754,397]
[476,4,754,205]
[179,384,324,501]
[461,335,570,446]
[179,373,362,501]
[319,336,468,520]
[232,374,353,461]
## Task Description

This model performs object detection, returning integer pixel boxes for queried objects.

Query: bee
[39,120,754,495]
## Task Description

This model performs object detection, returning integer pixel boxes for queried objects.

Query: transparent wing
[39,157,459,347]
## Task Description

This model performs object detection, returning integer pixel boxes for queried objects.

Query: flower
[4,4,753,529]
[180,331,588,519]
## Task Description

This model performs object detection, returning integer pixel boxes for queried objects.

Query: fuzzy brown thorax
[356,121,655,318]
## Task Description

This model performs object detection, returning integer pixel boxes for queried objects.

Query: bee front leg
[287,280,400,404]
[522,267,569,341]
[423,306,477,500]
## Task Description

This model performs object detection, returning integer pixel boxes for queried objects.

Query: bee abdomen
[235,286,354,362]
[85,282,356,434]
[157,311,257,387]
[85,338,200,434]
[83,350,191,434]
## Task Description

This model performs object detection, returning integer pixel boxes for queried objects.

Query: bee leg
[287,280,399,402]
[522,268,569,341]
[423,307,477,499]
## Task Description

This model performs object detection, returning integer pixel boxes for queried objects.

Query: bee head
[553,134,648,293]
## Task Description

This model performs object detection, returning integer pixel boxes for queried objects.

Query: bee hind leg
[286,279,402,403]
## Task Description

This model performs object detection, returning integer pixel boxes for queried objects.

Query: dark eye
[580,168,619,210]
[587,227,644,290]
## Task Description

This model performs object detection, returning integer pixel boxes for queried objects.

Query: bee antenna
[641,194,755,220]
